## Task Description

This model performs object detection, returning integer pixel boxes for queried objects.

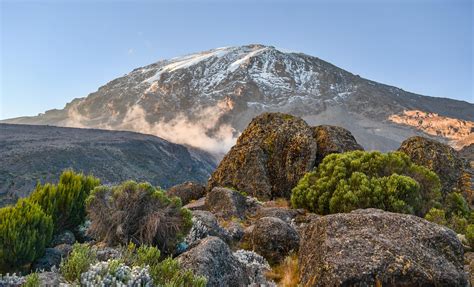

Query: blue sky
[1,0,472,120]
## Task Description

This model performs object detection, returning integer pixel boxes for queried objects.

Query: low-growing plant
[0,199,53,273]
[86,181,192,254]
[291,151,441,216]
[445,192,470,218]
[80,260,153,286]
[424,208,447,226]
[466,224,474,249]
[265,253,299,286]
[449,215,469,234]
[29,170,100,232]
[23,272,40,287]
[60,243,97,282]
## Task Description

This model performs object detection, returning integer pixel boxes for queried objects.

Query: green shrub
[291,151,441,215]
[23,273,40,287]
[86,181,192,254]
[0,199,53,273]
[60,243,97,282]
[29,170,100,232]
[466,224,474,248]
[424,208,447,226]
[445,192,470,218]
[449,215,469,234]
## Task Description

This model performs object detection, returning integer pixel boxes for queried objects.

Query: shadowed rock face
[0,123,216,207]
[208,113,317,200]
[398,136,468,196]
[312,125,364,165]
[298,209,468,287]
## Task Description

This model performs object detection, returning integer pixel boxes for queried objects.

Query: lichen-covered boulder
[312,125,363,165]
[398,136,467,196]
[255,207,305,224]
[208,113,317,200]
[298,209,468,286]
[51,230,76,246]
[205,187,249,219]
[178,236,249,287]
[167,182,206,205]
[245,217,299,264]
[32,248,62,271]
[185,210,231,246]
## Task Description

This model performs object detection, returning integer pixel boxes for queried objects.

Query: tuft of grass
[265,254,299,287]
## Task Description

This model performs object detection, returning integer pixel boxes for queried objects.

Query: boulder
[53,244,73,259]
[178,236,250,287]
[298,209,468,286]
[255,207,305,224]
[32,248,62,271]
[205,187,248,219]
[208,113,317,200]
[312,125,363,165]
[245,217,299,264]
[398,136,467,196]
[184,210,231,246]
[183,197,206,211]
[167,182,206,205]
[51,230,75,246]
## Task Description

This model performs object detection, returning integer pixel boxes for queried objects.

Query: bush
[60,243,97,282]
[424,208,447,226]
[86,181,192,254]
[466,224,474,249]
[80,260,153,286]
[291,151,441,215]
[449,215,469,234]
[23,273,40,287]
[29,170,100,232]
[0,199,53,273]
[445,192,470,218]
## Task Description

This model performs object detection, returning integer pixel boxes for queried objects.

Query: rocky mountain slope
[3,44,473,154]
[0,123,216,207]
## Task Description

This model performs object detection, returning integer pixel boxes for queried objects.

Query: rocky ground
[1,113,473,286]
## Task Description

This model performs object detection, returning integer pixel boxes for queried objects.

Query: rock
[312,125,363,165]
[37,271,63,286]
[184,210,231,246]
[32,248,62,271]
[208,113,317,200]
[183,197,207,211]
[167,182,206,205]
[93,246,121,262]
[178,236,250,287]
[398,136,467,196]
[298,209,468,286]
[224,221,245,242]
[246,217,299,264]
[465,252,474,286]
[53,244,73,259]
[205,187,248,219]
[255,207,304,224]
[233,249,275,286]
[51,230,75,246]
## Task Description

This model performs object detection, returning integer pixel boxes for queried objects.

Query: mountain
[0,123,216,207]
[3,44,473,154]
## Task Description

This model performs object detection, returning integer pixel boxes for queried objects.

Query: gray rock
[167,182,206,205]
[185,210,231,246]
[178,236,249,287]
[53,244,73,259]
[298,209,468,286]
[255,207,304,224]
[205,187,248,219]
[245,217,299,264]
[32,248,62,271]
[51,230,76,246]
[93,246,121,262]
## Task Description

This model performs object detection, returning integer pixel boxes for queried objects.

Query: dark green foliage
[445,192,470,218]
[86,181,193,254]
[29,170,100,232]
[60,243,97,282]
[0,199,53,273]
[291,151,441,215]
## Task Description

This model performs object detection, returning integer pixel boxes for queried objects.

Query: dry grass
[265,253,299,287]
[263,198,290,208]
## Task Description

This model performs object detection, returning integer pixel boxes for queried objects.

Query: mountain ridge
[3,44,473,153]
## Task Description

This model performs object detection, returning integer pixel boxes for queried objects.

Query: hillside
[3,44,473,154]
[0,123,216,207]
